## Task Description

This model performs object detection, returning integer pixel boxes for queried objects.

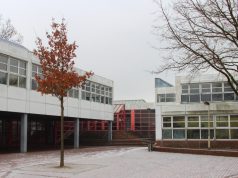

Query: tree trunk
[60,96,64,167]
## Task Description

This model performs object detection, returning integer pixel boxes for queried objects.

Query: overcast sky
[0,0,176,102]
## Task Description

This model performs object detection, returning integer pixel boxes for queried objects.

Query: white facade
[0,39,113,121]
[155,75,238,141]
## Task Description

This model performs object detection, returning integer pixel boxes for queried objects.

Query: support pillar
[74,118,79,148]
[108,121,112,141]
[20,113,28,153]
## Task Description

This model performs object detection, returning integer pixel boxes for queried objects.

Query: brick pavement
[0,146,238,178]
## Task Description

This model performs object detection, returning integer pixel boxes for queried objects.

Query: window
[68,88,79,99]
[189,83,200,102]
[96,84,100,94]
[91,93,96,102]
[181,82,237,103]
[181,84,189,103]
[230,115,238,127]
[101,96,105,103]
[81,91,86,100]
[216,116,228,127]
[0,54,8,85]
[109,88,112,97]
[0,72,7,84]
[216,129,229,139]
[231,129,238,139]
[81,80,113,105]
[212,83,222,101]
[173,116,185,128]
[162,129,172,139]
[224,82,234,101]
[166,93,176,102]
[157,94,165,102]
[157,93,175,102]
[201,83,211,101]
[201,116,213,127]
[86,92,90,101]
[190,83,199,93]
[182,84,189,94]
[0,55,27,88]
[181,95,189,103]
[163,117,171,127]
[187,116,199,127]
[9,58,27,88]
[0,54,8,71]
[201,129,214,139]
[173,129,185,139]
[96,95,100,102]
[91,83,95,93]
[101,86,105,95]
[187,129,200,139]
[31,64,42,90]
[86,81,90,91]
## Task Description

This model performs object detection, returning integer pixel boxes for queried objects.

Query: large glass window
[182,84,189,94]
[163,117,172,127]
[162,114,238,140]
[9,58,27,88]
[157,94,165,102]
[0,72,7,84]
[201,83,211,101]
[201,116,214,127]
[162,129,172,139]
[216,129,229,139]
[187,129,200,139]
[231,129,238,139]
[68,88,79,99]
[181,82,236,103]
[216,116,228,127]
[0,54,8,71]
[157,93,175,102]
[230,115,238,127]
[187,116,199,127]
[173,116,185,128]
[173,129,185,139]
[212,83,223,101]
[81,80,113,105]
[31,64,42,90]
[201,129,214,139]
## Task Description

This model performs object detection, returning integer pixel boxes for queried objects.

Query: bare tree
[155,0,238,95]
[0,16,23,44]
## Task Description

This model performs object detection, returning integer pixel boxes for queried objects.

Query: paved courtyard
[0,146,238,178]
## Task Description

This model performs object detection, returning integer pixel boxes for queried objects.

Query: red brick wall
[155,140,238,149]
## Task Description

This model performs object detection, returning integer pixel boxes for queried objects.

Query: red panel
[116,114,120,130]
[101,121,105,130]
[131,110,135,131]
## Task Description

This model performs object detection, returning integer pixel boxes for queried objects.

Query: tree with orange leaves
[34,19,93,167]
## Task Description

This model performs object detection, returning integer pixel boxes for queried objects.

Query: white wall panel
[0,85,7,97]
[29,102,45,114]
[0,97,7,110]
[8,99,26,113]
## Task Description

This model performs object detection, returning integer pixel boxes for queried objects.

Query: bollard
[148,141,152,152]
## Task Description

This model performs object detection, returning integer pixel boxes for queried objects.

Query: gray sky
[0,0,175,102]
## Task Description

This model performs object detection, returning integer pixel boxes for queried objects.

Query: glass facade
[181,82,236,103]
[0,53,27,88]
[162,115,238,140]
[157,93,176,103]
[31,64,42,90]
[81,80,113,105]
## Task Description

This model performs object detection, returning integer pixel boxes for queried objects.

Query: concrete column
[74,118,79,148]
[20,113,28,153]
[108,121,112,141]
